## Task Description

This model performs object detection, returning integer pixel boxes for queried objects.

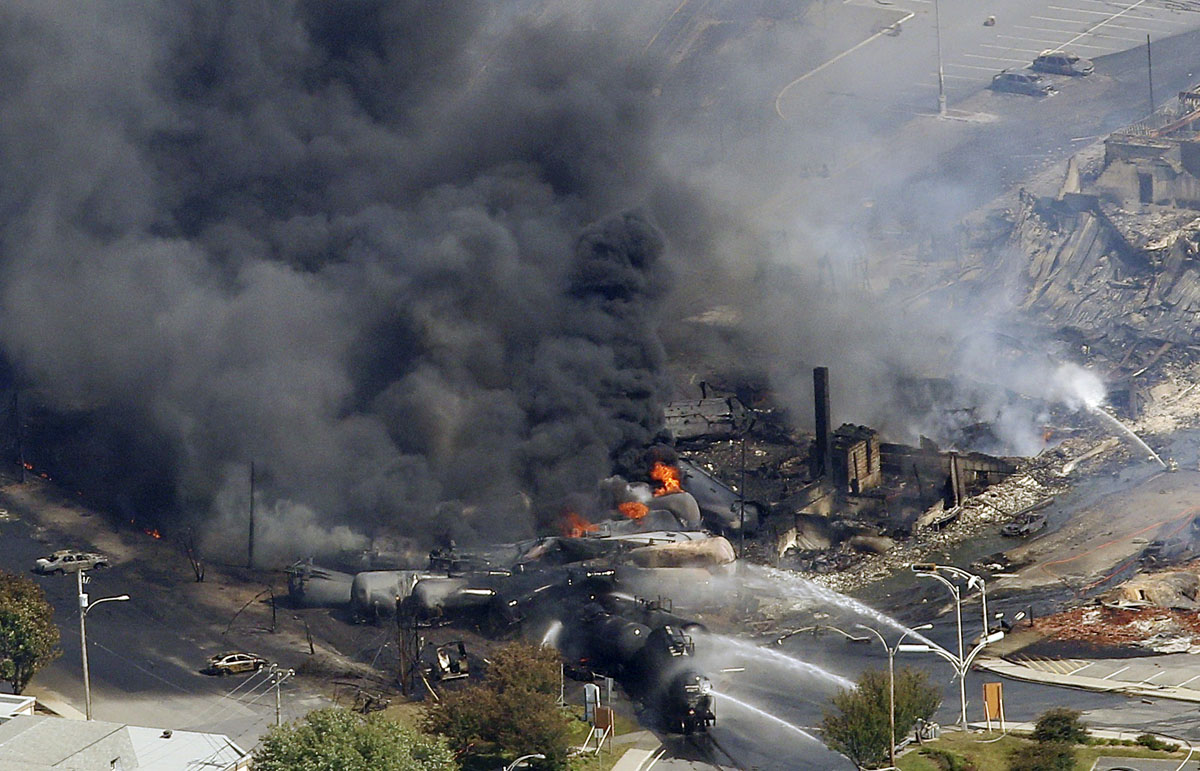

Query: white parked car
[33,549,110,575]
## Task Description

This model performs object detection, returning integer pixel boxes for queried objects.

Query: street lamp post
[77,570,130,720]
[909,564,1001,727]
[504,753,546,771]
[856,623,935,769]
[933,0,947,115]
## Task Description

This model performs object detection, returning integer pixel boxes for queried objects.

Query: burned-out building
[831,424,881,494]
[1095,87,1200,209]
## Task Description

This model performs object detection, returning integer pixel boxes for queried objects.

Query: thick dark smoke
[0,1,678,557]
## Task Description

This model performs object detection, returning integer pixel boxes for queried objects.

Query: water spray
[700,633,854,690]
[1087,405,1167,470]
[710,689,822,743]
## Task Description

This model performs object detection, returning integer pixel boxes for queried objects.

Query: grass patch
[896,730,1188,771]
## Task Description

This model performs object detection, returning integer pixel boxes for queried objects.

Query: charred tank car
[568,605,715,734]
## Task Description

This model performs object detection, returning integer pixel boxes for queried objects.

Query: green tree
[0,569,60,694]
[252,707,457,771]
[1031,708,1088,745]
[425,641,570,770]
[821,667,941,769]
[1008,740,1075,770]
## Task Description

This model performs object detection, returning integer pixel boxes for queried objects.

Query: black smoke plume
[0,1,676,557]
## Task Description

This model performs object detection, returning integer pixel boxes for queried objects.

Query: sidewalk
[608,731,664,771]
[976,654,1200,704]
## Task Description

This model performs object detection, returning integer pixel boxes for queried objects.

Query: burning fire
[651,462,682,497]
[143,528,162,540]
[561,511,598,538]
[619,501,649,520]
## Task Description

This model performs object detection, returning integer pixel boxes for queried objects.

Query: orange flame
[561,511,598,538]
[143,528,162,540]
[619,501,649,520]
[22,462,32,470]
[651,462,682,497]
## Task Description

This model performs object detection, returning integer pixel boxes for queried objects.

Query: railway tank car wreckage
[284,461,732,732]
[561,597,717,734]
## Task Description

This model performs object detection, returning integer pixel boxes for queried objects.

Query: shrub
[1008,740,1075,771]
[920,747,977,771]
[1136,733,1179,752]
[1031,707,1088,745]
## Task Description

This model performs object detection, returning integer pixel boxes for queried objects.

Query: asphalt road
[0,492,331,749]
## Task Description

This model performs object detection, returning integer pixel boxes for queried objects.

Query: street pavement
[980,653,1200,703]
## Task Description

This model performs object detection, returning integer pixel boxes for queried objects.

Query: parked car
[203,652,268,676]
[33,549,110,574]
[1032,50,1094,76]
[1002,512,1048,538]
[990,70,1056,97]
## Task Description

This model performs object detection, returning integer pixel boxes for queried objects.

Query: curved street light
[856,623,935,770]
[77,570,130,720]
[504,753,546,771]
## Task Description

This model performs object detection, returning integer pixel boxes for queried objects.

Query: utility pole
[269,664,295,727]
[78,571,88,718]
[13,391,23,483]
[1147,35,1155,115]
[247,461,255,569]
[934,0,947,116]
[77,571,130,720]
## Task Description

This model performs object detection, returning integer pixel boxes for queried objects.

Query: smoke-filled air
[0,0,1111,559]
[0,1,694,557]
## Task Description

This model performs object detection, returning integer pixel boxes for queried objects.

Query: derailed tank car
[567,607,715,734]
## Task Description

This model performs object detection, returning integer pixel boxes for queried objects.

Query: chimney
[812,367,832,479]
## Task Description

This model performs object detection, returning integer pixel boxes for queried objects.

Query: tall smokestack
[812,367,831,479]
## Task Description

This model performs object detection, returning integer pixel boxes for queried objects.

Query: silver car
[1032,50,1094,76]
[34,549,110,574]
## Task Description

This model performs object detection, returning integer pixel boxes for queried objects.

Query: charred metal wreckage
[286,459,733,733]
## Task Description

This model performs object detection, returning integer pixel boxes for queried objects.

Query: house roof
[0,715,247,770]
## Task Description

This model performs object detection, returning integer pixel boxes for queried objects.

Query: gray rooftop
[0,714,248,770]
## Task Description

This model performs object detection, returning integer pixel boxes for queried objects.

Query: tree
[252,707,457,771]
[1031,707,1088,745]
[821,667,941,769]
[0,569,60,694]
[425,641,570,770]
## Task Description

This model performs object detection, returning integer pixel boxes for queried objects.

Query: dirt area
[998,471,1200,593]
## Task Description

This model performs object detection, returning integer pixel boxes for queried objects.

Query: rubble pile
[1031,604,1200,654]
[812,463,1067,593]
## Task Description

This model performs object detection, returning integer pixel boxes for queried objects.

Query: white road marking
[949,63,1008,71]
[1176,673,1200,688]
[1049,5,1187,23]
[1015,24,1145,42]
[981,44,1042,53]
[962,53,1028,62]
[1102,665,1132,680]
[1062,0,1156,49]
[774,10,916,119]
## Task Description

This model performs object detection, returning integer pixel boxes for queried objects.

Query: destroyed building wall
[1011,193,1200,346]
[663,398,743,441]
[1097,138,1200,209]
[832,424,881,494]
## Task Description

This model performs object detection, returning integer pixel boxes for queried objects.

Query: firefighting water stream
[742,566,936,646]
[709,690,822,744]
[699,633,854,690]
[1089,405,1168,469]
